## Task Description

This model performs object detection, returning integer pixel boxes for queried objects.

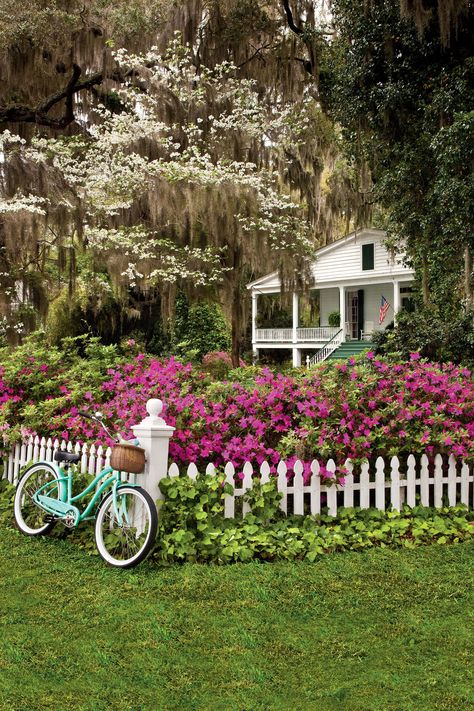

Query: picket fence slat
[3,437,474,519]
[447,456,457,507]
[434,454,443,507]
[390,457,401,511]
[260,461,270,485]
[277,461,287,515]
[375,457,385,511]
[242,462,253,516]
[293,460,304,516]
[420,455,430,506]
[360,461,370,510]
[460,462,469,506]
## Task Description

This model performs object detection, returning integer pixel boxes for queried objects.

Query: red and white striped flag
[379,295,390,324]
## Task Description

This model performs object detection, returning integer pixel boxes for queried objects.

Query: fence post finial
[131,398,175,506]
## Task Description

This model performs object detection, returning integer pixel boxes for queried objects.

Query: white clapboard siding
[2,439,474,518]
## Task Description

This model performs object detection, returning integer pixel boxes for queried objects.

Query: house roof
[247,228,410,291]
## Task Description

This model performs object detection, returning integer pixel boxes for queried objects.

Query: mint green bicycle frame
[32,463,138,526]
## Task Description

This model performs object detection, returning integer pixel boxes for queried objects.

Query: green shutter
[362,243,374,271]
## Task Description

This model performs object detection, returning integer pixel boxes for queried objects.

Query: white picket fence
[169,456,474,517]
[2,435,474,517]
[1,435,138,486]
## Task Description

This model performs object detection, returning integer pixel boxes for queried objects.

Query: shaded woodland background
[1,0,473,364]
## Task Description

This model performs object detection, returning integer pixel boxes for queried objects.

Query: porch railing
[297,327,340,341]
[255,327,340,343]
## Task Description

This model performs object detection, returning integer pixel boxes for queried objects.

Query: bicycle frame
[32,463,138,526]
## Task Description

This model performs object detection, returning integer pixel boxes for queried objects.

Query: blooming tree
[2,37,318,359]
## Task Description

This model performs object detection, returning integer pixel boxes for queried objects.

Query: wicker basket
[110,443,146,474]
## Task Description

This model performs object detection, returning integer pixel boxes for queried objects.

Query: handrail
[308,329,344,368]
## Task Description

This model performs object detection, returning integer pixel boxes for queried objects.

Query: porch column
[339,286,346,339]
[292,349,301,367]
[393,281,401,320]
[292,292,298,343]
[292,292,300,367]
[251,292,258,358]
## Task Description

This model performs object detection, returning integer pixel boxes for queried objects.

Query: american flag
[379,295,390,324]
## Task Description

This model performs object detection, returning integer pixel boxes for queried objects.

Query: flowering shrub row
[2,335,474,483]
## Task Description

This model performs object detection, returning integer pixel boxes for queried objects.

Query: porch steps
[327,341,374,361]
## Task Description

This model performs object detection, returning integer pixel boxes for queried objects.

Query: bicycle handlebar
[77,409,128,444]
[77,410,95,420]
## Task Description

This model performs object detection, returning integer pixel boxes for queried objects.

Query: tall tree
[319,0,474,320]
[0,1,362,358]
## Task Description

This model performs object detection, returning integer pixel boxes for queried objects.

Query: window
[400,286,415,313]
[362,243,375,271]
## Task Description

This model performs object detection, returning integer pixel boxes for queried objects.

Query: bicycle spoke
[95,487,156,567]
[14,465,59,535]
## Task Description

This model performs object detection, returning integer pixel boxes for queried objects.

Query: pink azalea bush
[2,334,474,484]
[201,351,245,379]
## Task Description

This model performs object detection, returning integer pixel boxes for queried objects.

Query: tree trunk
[464,246,473,309]
[232,304,241,368]
[422,253,430,306]
[231,289,241,367]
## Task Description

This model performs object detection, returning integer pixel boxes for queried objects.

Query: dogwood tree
[3,38,320,360]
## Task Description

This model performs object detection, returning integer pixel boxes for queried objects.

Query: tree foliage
[0,1,365,361]
[321,0,474,355]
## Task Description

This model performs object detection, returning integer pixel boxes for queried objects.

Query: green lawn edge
[0,528,473,711]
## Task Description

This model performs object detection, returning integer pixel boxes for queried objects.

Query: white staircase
[307,329,344,367]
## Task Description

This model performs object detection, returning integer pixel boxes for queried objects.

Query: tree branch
[281,0,316,76]
[236,43,275,68]
[0,64,104,128]
[282,0,303,36]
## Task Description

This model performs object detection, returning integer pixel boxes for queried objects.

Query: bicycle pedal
[62,511,78,528]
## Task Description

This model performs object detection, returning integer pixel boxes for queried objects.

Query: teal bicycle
[13,411,158,568]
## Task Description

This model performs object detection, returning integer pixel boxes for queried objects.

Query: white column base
[292,348,301,367]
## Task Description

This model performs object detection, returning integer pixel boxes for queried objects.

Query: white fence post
[131,398,175,506]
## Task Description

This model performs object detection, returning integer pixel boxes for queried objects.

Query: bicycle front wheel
[94,486,157,568]
[14,463,59,536]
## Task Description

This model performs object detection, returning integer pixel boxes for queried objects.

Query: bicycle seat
[54,451,81,464]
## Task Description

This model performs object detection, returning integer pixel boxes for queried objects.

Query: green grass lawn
[0,529,473,711]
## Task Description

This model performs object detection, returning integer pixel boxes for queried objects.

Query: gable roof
[246,228,388,290]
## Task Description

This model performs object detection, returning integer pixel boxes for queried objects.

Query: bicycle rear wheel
[14,463,59,536]
[94,486,157,568]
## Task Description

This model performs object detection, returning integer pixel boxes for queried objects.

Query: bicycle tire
[14,463,60,536]
[94,485,158,568]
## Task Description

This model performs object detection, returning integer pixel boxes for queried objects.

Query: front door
[346,291,359,339]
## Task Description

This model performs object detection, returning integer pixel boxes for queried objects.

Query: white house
[247,228,415,366]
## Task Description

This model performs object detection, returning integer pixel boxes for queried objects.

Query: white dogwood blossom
[4,39,313,290]
[0,194,49,215]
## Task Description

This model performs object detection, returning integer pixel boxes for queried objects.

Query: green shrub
[0,332,126,443]
[376,307,474,365]
[2,472,473,564]
[171,293,231,360]
[328,311,341,327]
[154,474,474,563]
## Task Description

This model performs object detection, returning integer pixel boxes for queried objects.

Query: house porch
[251,280,413,366]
